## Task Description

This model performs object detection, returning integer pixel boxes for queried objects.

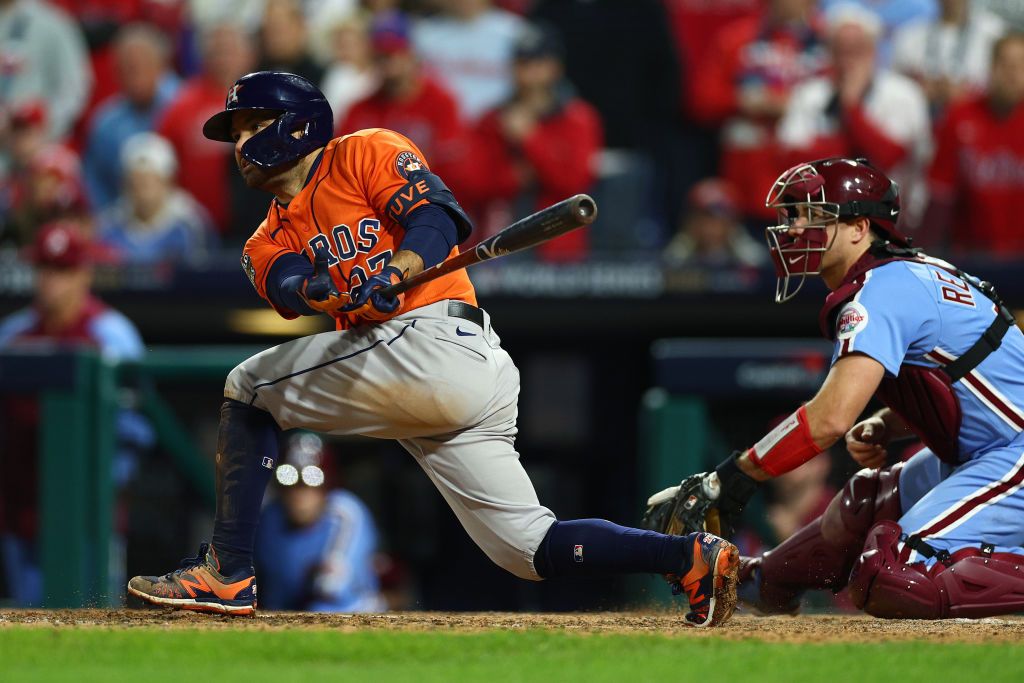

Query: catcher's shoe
[671,532,740,627]
[127,543,256,616]
[735,556,800,616]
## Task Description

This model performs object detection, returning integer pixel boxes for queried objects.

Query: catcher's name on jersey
[242,128,476,330]
[831,258,1024,456]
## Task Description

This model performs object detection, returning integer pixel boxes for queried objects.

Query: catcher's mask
[765,163,839,302]
[764,157,902,303]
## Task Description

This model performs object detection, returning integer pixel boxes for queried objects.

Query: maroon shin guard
[753,464,903,612]
[849,520,1024,618]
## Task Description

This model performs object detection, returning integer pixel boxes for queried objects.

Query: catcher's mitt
[642,472,722,537]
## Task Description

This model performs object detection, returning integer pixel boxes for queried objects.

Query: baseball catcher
[645,157,1024,618]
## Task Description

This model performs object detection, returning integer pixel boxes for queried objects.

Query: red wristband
[747,405,823,477]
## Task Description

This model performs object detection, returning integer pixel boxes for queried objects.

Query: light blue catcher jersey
[831,259,1024,458]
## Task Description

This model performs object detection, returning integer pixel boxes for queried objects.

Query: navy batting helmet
[202,71,333,168]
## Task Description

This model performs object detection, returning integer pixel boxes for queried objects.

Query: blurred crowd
[2,0,1024,271]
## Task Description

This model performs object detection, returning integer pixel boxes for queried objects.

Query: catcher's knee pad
[760,464,903,593]
[849,520,1024,619]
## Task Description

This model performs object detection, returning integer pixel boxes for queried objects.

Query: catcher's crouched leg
[848,520,1024,619]
[745,464,903,613]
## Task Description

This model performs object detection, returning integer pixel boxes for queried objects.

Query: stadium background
[2,0,1024,614]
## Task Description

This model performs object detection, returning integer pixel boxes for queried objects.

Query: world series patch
[241,253,257,288]
[395,150,425,179]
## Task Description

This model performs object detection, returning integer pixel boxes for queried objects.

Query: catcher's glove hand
[643,472,722,536]
[642,451,761,538]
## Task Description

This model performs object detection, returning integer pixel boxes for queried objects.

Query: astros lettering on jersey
[242,128,476,329]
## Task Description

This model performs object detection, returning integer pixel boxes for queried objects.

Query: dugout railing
[0,347,261,608]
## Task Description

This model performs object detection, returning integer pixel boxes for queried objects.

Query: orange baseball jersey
[241,128,476,329]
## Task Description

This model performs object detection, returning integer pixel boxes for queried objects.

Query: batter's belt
[447,300,485,330]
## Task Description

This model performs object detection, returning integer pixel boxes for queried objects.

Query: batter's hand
[301,247,350,315]
[845,416,889,469]
[341,266,405,322]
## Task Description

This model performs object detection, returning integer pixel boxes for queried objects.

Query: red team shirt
[339,77,469,193]
[157,77,236,232]
[243,128,476,330]
[928,95,1024,253]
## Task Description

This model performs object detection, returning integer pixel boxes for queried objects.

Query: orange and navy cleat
[127,544,256,616]
[670,532,740,627]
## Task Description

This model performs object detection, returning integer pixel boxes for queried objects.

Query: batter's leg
[402,341,738,626]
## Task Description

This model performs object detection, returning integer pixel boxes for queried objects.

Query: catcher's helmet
[764,157,903,302]
[202,71,333,169]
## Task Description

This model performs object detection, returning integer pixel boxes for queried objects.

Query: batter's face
[229,110,280,188]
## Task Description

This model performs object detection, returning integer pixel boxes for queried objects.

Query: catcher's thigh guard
[849,520,1024,619]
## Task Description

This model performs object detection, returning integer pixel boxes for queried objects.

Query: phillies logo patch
[573,545,584,563]
[227,83,244,106]
[836,302,868,340]
[261,457,274,470]
[395,150,425,179]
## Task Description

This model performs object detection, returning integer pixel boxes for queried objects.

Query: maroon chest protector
[819,246,1014,465]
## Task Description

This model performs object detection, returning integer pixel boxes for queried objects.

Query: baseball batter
[127,71,740,626]
[645,157,1024,618]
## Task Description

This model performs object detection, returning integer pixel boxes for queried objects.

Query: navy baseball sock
[532,519,691,578]
[210,399,280,576]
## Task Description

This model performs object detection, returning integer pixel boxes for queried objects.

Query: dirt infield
[2,609,1023,643]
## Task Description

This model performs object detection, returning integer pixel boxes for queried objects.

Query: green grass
[2,628,1023,683]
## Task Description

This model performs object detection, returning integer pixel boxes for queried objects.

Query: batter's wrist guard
[713,451,760,520]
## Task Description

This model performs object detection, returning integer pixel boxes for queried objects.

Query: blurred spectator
[892,0,1007,118]
[463,22,601,262]
[82,23,182,211]
[413,0,525,122]
[662,178,765,269]
[255,432,386,613]
[189,0,266,33]
[156,22,257,235]
[820,0,937,65]
[97,133,215,265]
[691,0,828,223]
[531,0,681,249]
[663,0,761,120]
[341,12,468,190]
[52,0,188,146]
[0,222,148,606]
[777,4,931,227]
[979,0,1024,29]
[0,0,93,141]
[925,32,1024,255]
[320,13,378,124]
[663,0,762,195]
[4,144,90,247]
[257,0,326,86]
[1,100,50,243]
[765,452,835,543]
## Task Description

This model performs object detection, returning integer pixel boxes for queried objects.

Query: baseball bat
[379,194,598,297]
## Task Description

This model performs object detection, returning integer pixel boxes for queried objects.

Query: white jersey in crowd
[891,8,1007,93]
[776,69,932,222]
[412,9,524,122]
[0,0,92,140]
